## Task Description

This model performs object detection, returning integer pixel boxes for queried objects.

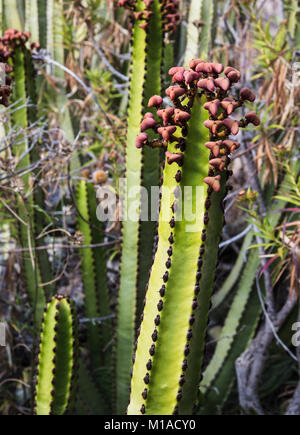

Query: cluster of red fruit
[0,29,41,107]
[118,0,179,33]
[136,59,260,193]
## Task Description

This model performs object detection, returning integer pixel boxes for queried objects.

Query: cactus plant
[127,59,260,415]
[115,0,180,414]
[34,295,79,415]
[1,29,55,326]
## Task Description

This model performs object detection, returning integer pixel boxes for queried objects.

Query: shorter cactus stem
[34,295,79,415]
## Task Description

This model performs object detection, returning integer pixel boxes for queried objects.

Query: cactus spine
[34,295,79,415]
[115,0,179,413]
[128,60,260,415]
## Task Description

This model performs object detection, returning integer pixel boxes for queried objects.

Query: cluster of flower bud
[118,0,136,10]
[161,0,180,33]
[0,29,41,107]
[136,59,260,192]
[118,0,179,33]
[1,29,31,47]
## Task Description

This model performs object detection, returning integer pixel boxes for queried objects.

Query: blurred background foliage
[0,0,299,415]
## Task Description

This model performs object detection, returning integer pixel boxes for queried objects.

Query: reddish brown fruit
[140,118,156,131]
[148,95,163,108]
[157,107,175,126]
[157,126,177,141]
[197,77,215,92]
[174,109,191,124]
[222,118,239,135]
[168,66,185,76]
[209,157,227,171]
[203,99,220,117]
[222,140,240,154]
[214,77,230,92]
[204,175,222,192]
[165,151,184,166]
[204,120,223,135]
[189,59,203,70]
[166,86,185,101]
[136,133,149,148]
[240,88,256,102]
[245,111,260,126]
[205,141,223,157]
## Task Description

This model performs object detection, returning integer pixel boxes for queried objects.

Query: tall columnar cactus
[128,59,260,415]
[1,30,54,325]
[34,295,79,415]
[184,0,217,66]
[76,177,112,400]
[115,0,180,413]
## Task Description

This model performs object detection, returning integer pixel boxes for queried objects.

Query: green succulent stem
[128,94,225,415]
[76,179,112,401]
[115,0,165,414]
[34,295,78,415]
[9,43,46,326]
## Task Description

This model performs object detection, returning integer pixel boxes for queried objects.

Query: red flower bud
[211,63,224,74]
[172,70,185,83]
[139,23,148,30]
[220,98,239,115]
[204,120,223,135]
[227,70,240,83]
[144,112,155,119]
[195,62,213,74]
[224,67,241,82]
[134,11,144,20]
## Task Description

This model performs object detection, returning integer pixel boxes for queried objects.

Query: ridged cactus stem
[25,0,39,43]
[1,30,55,323]
[76,179,112,401]
[34,295,79,415]
[115,0,179,414]
[128,60,260,415]
[2,0,23,30]
[1,31,49,325]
